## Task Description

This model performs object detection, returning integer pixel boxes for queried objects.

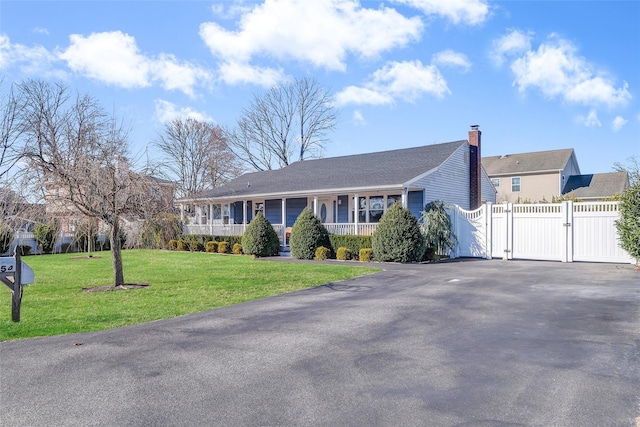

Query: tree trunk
[110,220,125,286]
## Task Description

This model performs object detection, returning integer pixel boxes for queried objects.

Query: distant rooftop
[563,172,629,199]
[483,148,575,175]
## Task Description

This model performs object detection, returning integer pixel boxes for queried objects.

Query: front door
[318,199,333,223]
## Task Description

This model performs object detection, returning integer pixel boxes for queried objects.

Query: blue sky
[1,0,638,175]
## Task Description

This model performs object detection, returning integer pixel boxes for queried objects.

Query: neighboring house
[483,148,629,202]
[177,126,496,241]
[483,148,581,203]
[562,172,629,201]
[45,175,176,235]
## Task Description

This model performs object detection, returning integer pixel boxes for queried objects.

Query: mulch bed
[82,283,150,292]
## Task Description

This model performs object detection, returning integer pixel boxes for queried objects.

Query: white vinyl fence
[451,201,635,264]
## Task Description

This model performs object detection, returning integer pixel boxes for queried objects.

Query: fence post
[485,202,492,260]
[505,202,513,260]
[563,201,573,263]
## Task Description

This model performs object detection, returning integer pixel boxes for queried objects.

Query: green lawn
[0,250,380,341]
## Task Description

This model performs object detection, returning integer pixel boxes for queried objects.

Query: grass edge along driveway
[0,250,380,341]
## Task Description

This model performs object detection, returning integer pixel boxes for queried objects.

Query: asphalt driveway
[1,259,639,426]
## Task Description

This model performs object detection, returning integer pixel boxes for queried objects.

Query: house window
[491,178,500,187]
[223,204,230,224]
[358,197,367,223]
[387,194,402,208]
[369,196,384,223]
[212,204,221,221]
[512,177,521,192]
[254,202,264,217]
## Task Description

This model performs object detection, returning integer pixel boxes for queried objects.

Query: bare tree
[18,80,151,286]
[0,80,24,178]
[226,77,337,171]
[153,118,241,198]
[614,155,639,187]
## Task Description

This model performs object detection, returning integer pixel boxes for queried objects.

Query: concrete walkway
[1,259,639,426]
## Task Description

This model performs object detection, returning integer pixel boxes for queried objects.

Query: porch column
[353,193,359,235]
[281,198,287,246]
[401,188,408,209]
[313,196,319,216]
[179,204,184,222]
[243,201,247,232]
[209,203,214,235]
[365,196,370,223]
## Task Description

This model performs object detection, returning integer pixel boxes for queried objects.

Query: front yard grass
[0,250,380,341]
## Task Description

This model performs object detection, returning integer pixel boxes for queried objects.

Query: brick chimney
[469,125,481,210]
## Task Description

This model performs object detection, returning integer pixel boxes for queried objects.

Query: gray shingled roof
[563,172,629,199]
[483,148,574,175]
[187,140,466,200]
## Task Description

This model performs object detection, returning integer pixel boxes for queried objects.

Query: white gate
[452,201,634,264]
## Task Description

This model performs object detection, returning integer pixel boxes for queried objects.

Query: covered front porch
[179,189,425,245]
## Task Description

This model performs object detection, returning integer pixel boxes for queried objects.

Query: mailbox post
[0,249,35,322]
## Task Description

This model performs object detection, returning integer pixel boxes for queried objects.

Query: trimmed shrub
[359,248,373,262]
[177,239,189,251]
[186,234,242,247]
[336,247,351,261]
[314,246,331,260]
[0,221,13,255]
[241,212,280,257]
[328,235,371,259]
[205,241,218,253]
[189,240,204,252]
[218,241,230,254]
[371,203,426,263]
[233,243,243,255]
[289,208,330,260]
[168,240,178,250]
[34,221,59,254]
[615,183,640,265]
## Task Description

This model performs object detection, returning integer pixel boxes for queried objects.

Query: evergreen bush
[615,183,640,266]
[233,243,243,255]
[359,248,373,262]
[168,239,178,250]
[218,241,230,254]
[314,246,331,260]
[371,202,426,263]
[0,221,14,255]
[33,221,59,254]
[336,247,351,261]
[289,208,330,260]
[205,241,218,253]
[241,212,280,257]
[177,239,189,251]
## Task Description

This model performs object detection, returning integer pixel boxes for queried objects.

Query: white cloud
[352,110,366,125]
[432,49,471,72]
[0,33,63,77]
[335,60,450,106]
[577,109,601,127]
[33,27,49,35]
[490,29,532,66]
[507,35,631,108]
[59,31,212,97]
[218,61,285,88]
[612,116,628,132]
[199,0,422,85]
[154,99,213,124]
[393,0,489,25]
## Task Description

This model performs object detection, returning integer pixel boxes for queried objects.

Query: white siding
[412,144,471,209]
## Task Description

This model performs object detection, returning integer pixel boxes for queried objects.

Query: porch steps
[279,246,291,257]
